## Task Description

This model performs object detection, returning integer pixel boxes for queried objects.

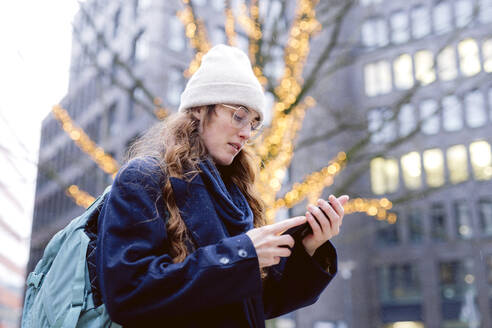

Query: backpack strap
[52,233,90,328]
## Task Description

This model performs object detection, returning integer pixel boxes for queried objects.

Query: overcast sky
[0,0,81,240]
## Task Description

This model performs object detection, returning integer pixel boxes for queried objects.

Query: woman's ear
[190,106,205,121]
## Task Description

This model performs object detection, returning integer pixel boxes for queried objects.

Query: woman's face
[200,104,260,166]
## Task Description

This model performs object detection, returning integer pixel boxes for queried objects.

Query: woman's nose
[238,124,252,139]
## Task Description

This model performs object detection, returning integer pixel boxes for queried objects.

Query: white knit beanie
[178,44,265,121]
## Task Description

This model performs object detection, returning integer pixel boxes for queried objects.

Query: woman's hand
[302,195,350,256]
[246,216,306,269]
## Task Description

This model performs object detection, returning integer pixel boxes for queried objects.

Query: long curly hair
[125,105,267,265]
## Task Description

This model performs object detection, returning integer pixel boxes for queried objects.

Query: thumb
[338,195,350,206]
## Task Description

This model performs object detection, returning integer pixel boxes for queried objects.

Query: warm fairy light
[178,1,211,77]
[343,197,396,223]
[66,185,96,208]
[272,151,347,211]
[52,104,120,175]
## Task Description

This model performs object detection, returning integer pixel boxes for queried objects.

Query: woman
[95,44,349,327]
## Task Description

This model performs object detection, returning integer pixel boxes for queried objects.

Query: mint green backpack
[21,186,121,328]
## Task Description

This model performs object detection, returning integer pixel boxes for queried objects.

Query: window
[479,199,492,235]
[415,50,436,85]
[368,107,396,143]
[390,11,409,44]
[376,217,399,246]
[401,151,422,190]
[364,61,392,96]
[469,140,492,180]
[437,46,458,81]
[378,263,421,304]
[442,95,463,131]
[361,18,388,48]
[408,208,424,243]
[433,1,452,34]
[464,90,487,128]
[454,201,473,239]
[370,157,399,195]
[447,145,469,184]
[431,203,447,241]
[483,39,492,73]
[479,0,492,24]
[411,6,431,39]
[394,54,414,89]
[455,0,473,28]
[420,99,439,135]
[423,148,445,187]
[458,38,481,76]
[169,16,185,52]
[399,103,416,136]
[439,259,478,327]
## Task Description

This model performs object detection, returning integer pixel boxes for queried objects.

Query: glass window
[390,11,409,44]
[420,99,439,135]
[447,145,469,184]
[408,208,424,243]
[433,1,453,34]
[454,201,473,239]
[376,217,399,246]
[394,54,414,89]
[423,148,445,187]
[483,39,492,73]
[364,61,392,96]
[464,90,487,128]
[401,151,422,190]
[415,50,436,85]
[431,203,447,241]
[437,46,458,81]
[439,259,478,327]
[411,6,431,39]
[458,38,481,76]
[361,18,389,47]
[469,140,492,180]
[169,16,185,52]
[479,0,492,24]
[442,95,463,131]
[479,199,492,235]
[378,263,421,304]
[455,0,473,28]
[399,103,416,136]
[370,157,399,195]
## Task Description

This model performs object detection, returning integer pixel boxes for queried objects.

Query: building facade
[28,0,492,328]
[294,0,492,327]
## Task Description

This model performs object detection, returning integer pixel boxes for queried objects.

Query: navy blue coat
[96,157,337,327]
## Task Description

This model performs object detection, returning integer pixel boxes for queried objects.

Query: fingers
[267,216,307,235]
[306,211,323,235]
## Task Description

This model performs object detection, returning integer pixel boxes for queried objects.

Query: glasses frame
[220,104,263,141]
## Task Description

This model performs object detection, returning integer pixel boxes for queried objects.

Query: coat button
[238,249,248,258]
[219,257,230,265]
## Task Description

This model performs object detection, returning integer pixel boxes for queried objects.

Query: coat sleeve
[262,236,338,319]
[96,158,262,325]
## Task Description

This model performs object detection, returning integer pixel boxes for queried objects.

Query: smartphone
[281,203,331,240]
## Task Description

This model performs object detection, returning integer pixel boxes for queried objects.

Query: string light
[65,185,96,209]
[52,104,120,175]
[237,2,267,85]
[152,97,169,120]
[178,1,211,77]
[344,197,397,223]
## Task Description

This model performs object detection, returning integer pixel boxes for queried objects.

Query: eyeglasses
[221,104,263,140]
